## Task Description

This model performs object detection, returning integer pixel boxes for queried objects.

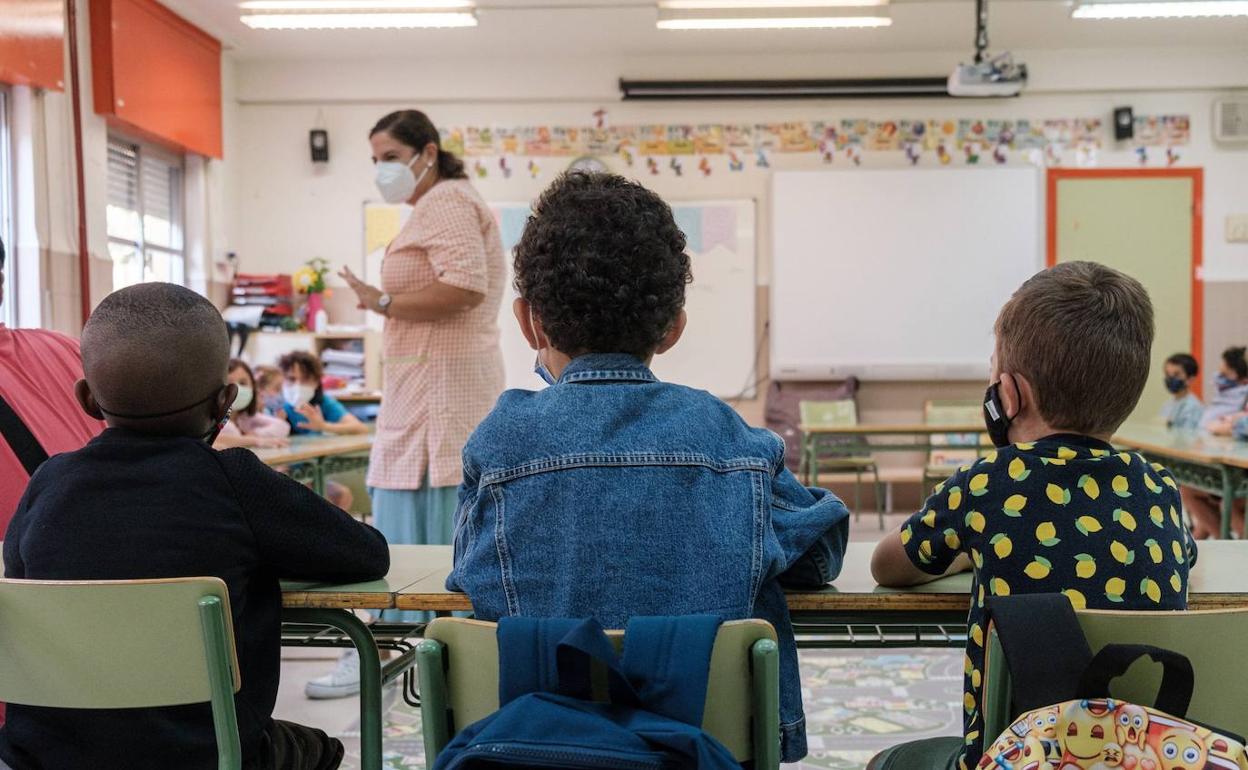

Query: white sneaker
[304,650,360,699]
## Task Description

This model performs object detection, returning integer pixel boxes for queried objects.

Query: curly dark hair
[513,172,691,359]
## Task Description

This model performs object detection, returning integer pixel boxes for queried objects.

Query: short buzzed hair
[995,261,1154,436]
[81,283,229,418]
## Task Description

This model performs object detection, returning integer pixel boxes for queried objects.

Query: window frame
[0,86,15,326]
[106,133,186,288]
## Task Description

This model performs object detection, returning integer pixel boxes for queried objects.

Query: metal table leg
[283,608,383,770]
[1221,467,1235,540]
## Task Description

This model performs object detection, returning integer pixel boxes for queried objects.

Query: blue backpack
[431,615,743,770]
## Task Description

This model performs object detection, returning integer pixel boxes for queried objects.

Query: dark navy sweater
[1,428,389,769]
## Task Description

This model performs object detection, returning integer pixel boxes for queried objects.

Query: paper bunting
[1167,147,1181,167]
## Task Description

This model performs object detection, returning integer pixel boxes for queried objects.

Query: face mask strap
[97,387,224,421]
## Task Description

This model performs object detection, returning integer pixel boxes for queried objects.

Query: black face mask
[97,387,230,444]
[1164,376,1187,395]
[983,381,1015,449]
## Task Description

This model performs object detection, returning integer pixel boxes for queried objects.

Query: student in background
[255,364,284,415]
[1199,346,1248,430]
[446,172,851,764]
[213,359,291,450]
[869,262,1193,770]
[1,283,389,770]
[1160,352,1204,429]
[277,351,367,436]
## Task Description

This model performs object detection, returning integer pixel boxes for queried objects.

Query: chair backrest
[424,617,776,762]
[0,577,241,709]
[983,608,1248,741]
[799,399,858,429]
[925,400,984,468]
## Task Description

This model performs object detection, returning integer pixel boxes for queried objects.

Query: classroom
[0,0,1247,768]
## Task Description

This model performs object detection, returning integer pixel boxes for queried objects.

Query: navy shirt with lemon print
[900,434,1193,768]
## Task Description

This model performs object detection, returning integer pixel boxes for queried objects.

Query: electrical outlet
[1228,215,1248,243]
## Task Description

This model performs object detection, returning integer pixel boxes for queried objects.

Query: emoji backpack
[980,596,1248,770]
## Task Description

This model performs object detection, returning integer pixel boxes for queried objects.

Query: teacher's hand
[338,266,384,312]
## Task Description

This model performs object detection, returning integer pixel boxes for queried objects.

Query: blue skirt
[370,481,460,623]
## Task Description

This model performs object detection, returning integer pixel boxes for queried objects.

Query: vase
[306,292,324,332]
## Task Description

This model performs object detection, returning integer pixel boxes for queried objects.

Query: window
[106,136,185,289]
[0,86,14,326]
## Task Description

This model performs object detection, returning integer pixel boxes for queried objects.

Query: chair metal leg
[853,469,862,521]
[871,464,885,530]
[750,638,781,770]
[283,609,384,770]
[199,596,242,770]
[416,639,451,765]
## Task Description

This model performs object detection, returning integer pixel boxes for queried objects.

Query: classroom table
[1114,422,1248,539]
[252,434,373,496]
[797,422,988,488]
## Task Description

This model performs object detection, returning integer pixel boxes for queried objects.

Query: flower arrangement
[292,258,331,295]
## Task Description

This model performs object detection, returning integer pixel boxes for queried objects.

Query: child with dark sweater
[1,283,389,770]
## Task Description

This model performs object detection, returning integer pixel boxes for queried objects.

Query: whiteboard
[365,199,757,397]
[770,168,1042,381]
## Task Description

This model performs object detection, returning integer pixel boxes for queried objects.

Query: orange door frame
[1046,167,1204,393]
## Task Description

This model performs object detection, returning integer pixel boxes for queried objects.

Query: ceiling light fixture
[656,2,890,29]
[1071,0,1248,18]
[239,1,477,29]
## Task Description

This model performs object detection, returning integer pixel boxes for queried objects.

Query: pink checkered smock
[369,179,506,491]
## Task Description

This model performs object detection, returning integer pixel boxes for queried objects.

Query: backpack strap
[619,615,723,727]
[0,394,49,476]
[986,595,1094,715]
[497,617,585,706]
[1077,644,1194,717]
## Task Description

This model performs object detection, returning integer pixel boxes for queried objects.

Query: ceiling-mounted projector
[948,0,1027,97]
[948,52,1027,97]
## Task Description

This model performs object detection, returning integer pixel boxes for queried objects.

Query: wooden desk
[252,434,373,496]
[1114,422,1248,539]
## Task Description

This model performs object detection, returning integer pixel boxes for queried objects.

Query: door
[1048,169,1203,423]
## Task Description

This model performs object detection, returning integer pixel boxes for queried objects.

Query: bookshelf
[244,330,382,392]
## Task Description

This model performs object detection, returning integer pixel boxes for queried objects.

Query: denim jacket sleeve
[767,462,852,588]
[446,457,481,592]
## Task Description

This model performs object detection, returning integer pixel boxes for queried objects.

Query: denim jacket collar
[558,354,658,385]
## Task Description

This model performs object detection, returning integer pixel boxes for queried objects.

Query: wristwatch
[377,293,393,316]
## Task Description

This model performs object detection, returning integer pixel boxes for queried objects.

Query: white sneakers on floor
[304,650,361,699]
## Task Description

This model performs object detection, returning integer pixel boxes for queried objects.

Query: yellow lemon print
[991,577,1011,596]
[1163,475,1178,490]
[900,526,913,545]
[1150,462,1165,472]
[1105,577,1126,602]
[1035,521,1059,546]
[1003,494,1028,517]
[934,480,946,495]
[971,548,984,569]
[944,528,961,550]
[918,539,933,563]
[1008,457,1031,481]
[1171,539,1185,564]
[990,533,1013,559]
[1078,475,1100,501]
[1140,577,1161,604]
[964,732,980,749]
[1064,588,1088,609]
[1110,540,1135,565]
[1170,506,1181,527]
[970,623,984,647]
[947,487,963,511]
[971,668,982,689]
[1046,483,1072,505]
[964,692,977,714]
[1091,448,1110,458]
[1117,452,1134,465]
[921,509,937,528]
[982,450,998,464]
[1076,515,1103,535]
[1111,475,1131,498]
[964,653,974,674]
[978,584,985,607]
[1170,571,1183,593]
[1075,553,1096,579]
[1145,538,1163,564]
[1015,442,1035,451]
[969,473,990,497]
[965,510,986,533]
[1149,505,1165,528]
[1113,508,1137,532]
[1143,475,1162,494]
[1057,446,1078,460]
[1041,458,1067,467]
[1024,556,1052,580]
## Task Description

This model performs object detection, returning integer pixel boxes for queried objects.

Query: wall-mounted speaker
[310,129,329,163]
[1113,107,1134,142]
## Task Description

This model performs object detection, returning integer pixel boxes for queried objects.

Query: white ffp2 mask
[283,383,317,409]
[375,154,434,204]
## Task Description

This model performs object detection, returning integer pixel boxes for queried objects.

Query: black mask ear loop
[983,378,1021,449]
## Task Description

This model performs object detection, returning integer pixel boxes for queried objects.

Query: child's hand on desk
[297,404,328,431]
[1209,415,1236,437]
[254,436,290,449]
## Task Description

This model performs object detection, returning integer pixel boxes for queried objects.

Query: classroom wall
[224,45,1248,433]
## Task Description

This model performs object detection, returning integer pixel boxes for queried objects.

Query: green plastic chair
[798,399,884,528]
[923,400,989,498]
[0,577,243,770]
[416,617,781,769]
[982,608,1248,743]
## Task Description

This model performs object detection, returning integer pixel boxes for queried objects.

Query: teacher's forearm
[386,281,485,322]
